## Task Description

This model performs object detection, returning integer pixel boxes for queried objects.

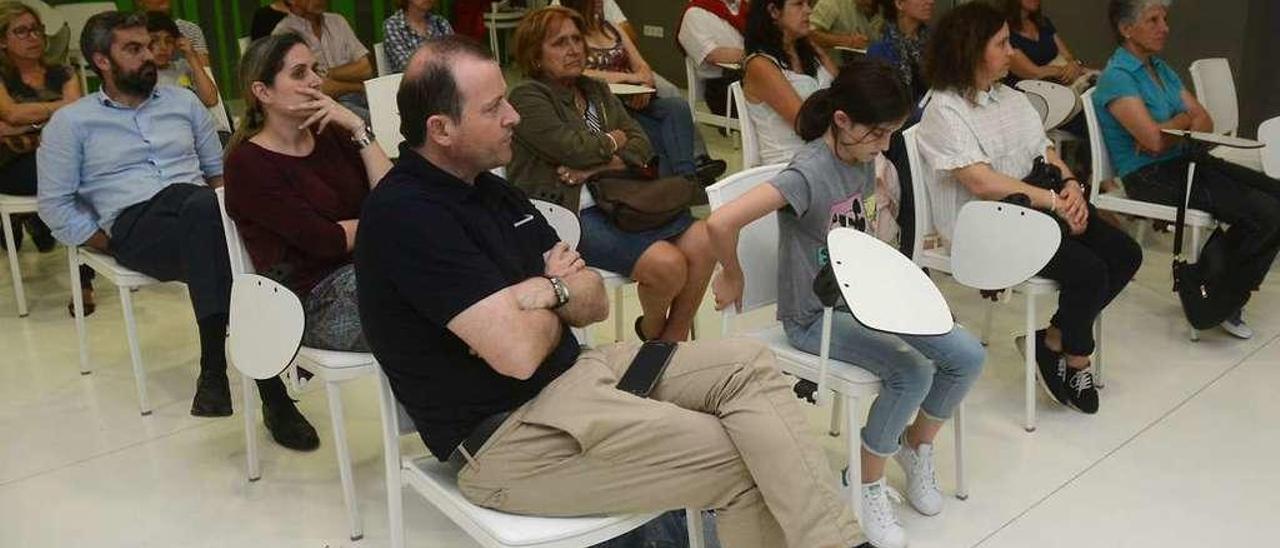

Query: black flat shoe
[634,316,651,342]
[694,157,728,186]
[262,399,320,452]
[26,216,56,253]
[190,371,232,417]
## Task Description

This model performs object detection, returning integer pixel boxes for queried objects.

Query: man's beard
[112,58,158,97]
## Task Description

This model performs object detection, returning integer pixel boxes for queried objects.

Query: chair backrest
[374,42,391,76]
[1080,88,1116,199]
[365,73,404,158]
[203,66,233,134]
[949,201,1062,290]
[704,163,787,313]
[55,2,113,60]
[729,81,760,169]
[684,57,702,109]
[902,126,941,265]
[213,187,254,276]
[1189,58,1238,136]
[238,36,251,56]
[1258,115,1280,179]
[531,199,581,249]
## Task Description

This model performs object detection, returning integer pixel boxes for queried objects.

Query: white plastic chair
[903,126,1096,431]
[684,57,739,139]
[1081,88,1212,341]
[530,199,641,344]
[55,2,114,91]
[1257,116,1280,179]
[374,42,391,76]
[202,66,233,134]
[483,0,526,64]
[706,164,968,523]
[215,188,379,541]
[68,244,163,415]
[1015,79,1079,149]
[728,81,760,169]
[1189,58,1238,137]
[364,73,404,158]
[0,193,38,316]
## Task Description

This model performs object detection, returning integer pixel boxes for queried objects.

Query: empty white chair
[683,57,738,137]
[706,163,968,523]
[364,73,404,158]
[1259,116,1280,179]
[374,42,391,76]
[55,1,114,92]
[728,81,760,169]
[216,188,379,541]
[483,0,526,64]
[1081,88,1212,340]
[903,125,1096,431]
[0,193,38,316]
[1189,58,1238,136]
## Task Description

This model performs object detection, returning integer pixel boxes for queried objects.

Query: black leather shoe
[694,157,727,186]
[262,399,320,452]
[190,372,232,417]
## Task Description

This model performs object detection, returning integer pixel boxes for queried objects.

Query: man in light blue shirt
[37,11,318,451]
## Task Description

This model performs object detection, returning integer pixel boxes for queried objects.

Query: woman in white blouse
[916,3,1141,416]
[742,0,838,165]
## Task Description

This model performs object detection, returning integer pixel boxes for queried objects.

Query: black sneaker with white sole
[1063,366,1099,414]
[1017,330,1071,407]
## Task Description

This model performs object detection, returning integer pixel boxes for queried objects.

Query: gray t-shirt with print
[770,139,878,327]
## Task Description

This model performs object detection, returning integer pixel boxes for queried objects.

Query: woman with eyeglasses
[0,1,94,313]
[706,59,985,548]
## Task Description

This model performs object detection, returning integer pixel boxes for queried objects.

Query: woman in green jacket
[507,6,713,343]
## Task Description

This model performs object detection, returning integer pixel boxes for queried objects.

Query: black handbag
[1170,163,1249,329]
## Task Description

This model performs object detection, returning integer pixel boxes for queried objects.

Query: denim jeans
[592,510,721,548]
[784,313,985,457]
[629,96,697,177]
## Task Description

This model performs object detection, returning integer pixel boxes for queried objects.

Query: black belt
[451,410,512,463]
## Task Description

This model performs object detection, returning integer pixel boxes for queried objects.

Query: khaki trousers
[456,339,864,548]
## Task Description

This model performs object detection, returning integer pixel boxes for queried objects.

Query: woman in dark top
[250,0,290,40]
[224,33,391,352]
[508,6,714,342]
[867,0,932,106]
[1001,0,1093,86]
[0,1,95,312]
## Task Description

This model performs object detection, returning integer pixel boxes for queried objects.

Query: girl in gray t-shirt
[705,60,985,548]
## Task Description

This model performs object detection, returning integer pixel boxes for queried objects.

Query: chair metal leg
[376,374,406,548]
[829,396,844,437]
[1093,314,1104,388]
[326,381,363,541]
[1024,292,1036,433]
[979,299,996,346]
[845,395,863,522]
[1188,225,1203,342]
[242,374,261,481]
[953,402,968,500]
[69,248,90,375]
[686,508,706,548]
[613,285,626,342]
[1,211,27,317]
[118,286,150,415]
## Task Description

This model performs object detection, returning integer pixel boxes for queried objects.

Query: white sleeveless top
[744,53,834,165]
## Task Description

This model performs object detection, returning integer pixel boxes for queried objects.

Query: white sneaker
[860,478,908,548]
[1221,309,1254,339]
[893,438,943,516]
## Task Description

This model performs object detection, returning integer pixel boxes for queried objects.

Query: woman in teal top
[1093,0,1280,339]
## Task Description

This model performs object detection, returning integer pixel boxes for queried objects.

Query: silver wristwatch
[351,125,375,149]
[544,276,570,309]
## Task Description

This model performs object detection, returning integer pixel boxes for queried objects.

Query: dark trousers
[1037,205,1143,356]
[0,152,36,195]
[108,183,231,321]
[1124,154,1280,294]
[703,75,739,118]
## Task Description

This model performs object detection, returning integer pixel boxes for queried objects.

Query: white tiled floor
[2,127,1278,547]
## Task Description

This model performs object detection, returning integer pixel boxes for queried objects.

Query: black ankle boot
[190,370,232,416]
[259,378,319,452]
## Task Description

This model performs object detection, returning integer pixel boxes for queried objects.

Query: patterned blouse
[585,23,630,73]
[382,9,454,74]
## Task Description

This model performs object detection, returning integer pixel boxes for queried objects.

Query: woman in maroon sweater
[225,33,392,352]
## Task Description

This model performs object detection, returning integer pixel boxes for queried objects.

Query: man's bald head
[397,36,495,149]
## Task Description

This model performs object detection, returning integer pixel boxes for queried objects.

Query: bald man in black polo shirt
[355,36,867,548]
